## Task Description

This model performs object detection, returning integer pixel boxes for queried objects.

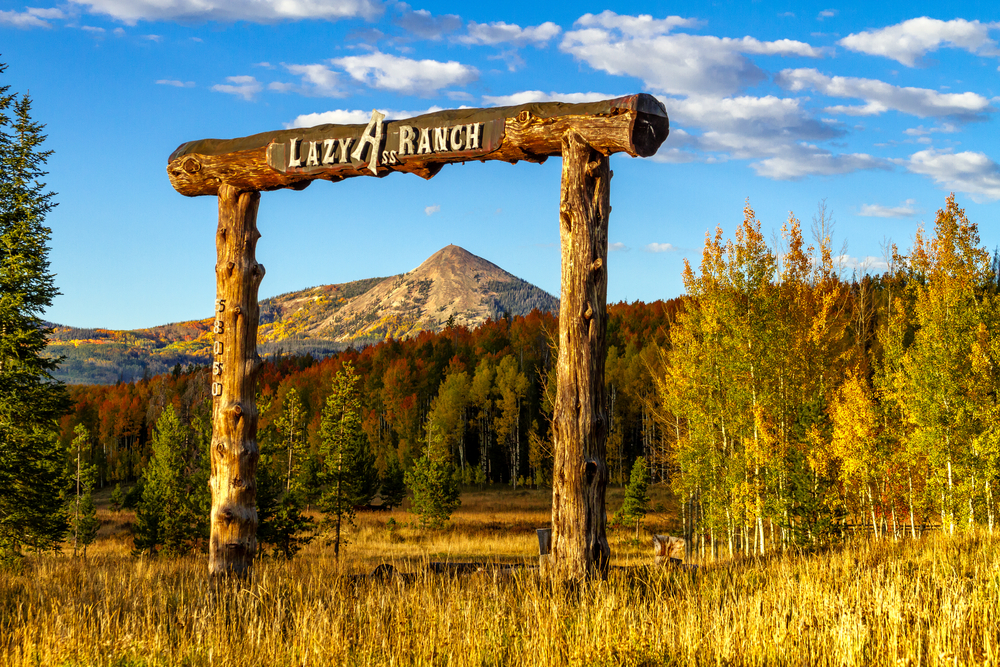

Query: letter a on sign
[351,109,386,175]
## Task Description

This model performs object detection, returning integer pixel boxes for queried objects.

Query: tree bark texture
[549,132,611,582]
[209,184,264,576]
[167,95,667,197]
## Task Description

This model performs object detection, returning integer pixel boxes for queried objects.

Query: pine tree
[70,424,100,556]
[319,362,377,557]
[109,484,124,513]
[0,61,71,556]
[133,406,204,556]
[256,420,315,559]
[405,422,460,529]
[71,463,100,557]
[616,456,651,539]
[379,455,406,510]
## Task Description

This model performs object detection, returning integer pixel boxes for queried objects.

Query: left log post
[209,183,264,576]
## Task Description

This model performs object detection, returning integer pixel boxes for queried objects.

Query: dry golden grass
[3,488,999,666]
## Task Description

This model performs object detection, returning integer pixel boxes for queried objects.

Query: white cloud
[457,20,561,47]
[777,68,992,119]
[839,17,1000,67]
[394,7,460,40]
[560,11,824,98]
[278,63,344,97]
[665,95,841,157]
[330,51,477,94]
[143,34,161,42]
[900,149,1000,202]
[858,199,919,217]
[27,7,66,19]
[81,25,105,33]
[609,242,629,252]
[481,90,617,106]
[211,75,263,101]
[0,7,63,28]
[285,106,445,129]
[752,150,887,180]
[818,9,837,20]
[574,10,701,37]
[68,0,383,25]
[646,243,677,253]
[156,79,195,87]
[904,123,957,136]
[425,204,440,216]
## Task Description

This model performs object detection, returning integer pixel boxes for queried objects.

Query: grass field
[2,487,999,666]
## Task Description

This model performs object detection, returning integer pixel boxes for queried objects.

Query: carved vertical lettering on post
[210,183,264,577]
[549,131,611,582]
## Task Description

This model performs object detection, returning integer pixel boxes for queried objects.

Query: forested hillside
[58,196,1000,557]
[60,301,677,498]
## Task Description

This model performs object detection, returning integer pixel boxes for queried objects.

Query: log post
[209,183,264,576]
[549,132,611,581]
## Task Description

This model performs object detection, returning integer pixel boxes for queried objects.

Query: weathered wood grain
[549,132,611,582]
[167,95,668,197]
[208,184,264,576]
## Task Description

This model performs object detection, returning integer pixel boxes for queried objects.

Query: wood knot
[517,110,532,123]
[227,261,236,274]
[182,158,201,174]
[233,305,242,316]
[585,160,602,178]
[591,258,603,272]
[232,404,243,416]
[583,305,594,321]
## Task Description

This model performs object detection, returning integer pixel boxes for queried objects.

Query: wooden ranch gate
[166,94,669,581]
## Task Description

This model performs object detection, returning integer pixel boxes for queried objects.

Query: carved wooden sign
[167,94,668,581]
[167,94,668,196]
[268,112,501,177]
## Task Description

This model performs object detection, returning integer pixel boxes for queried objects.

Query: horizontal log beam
[167,95,668,197]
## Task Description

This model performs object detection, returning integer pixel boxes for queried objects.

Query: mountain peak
[48,245,560,384]
[249,245,559,347]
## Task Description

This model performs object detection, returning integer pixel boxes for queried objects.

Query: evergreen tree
[70,424,100,556]
[379,455,406,510]
[319,362,377,557]
[71,465,100,557]
[616,456,651,539]
[109,484,123,513]
[405,422,460,529]
[0,62,71,556]
[256,413,314,559]
[273,387,308,493]
[133,406,204,556]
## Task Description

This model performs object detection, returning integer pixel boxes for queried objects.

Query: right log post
[549,131,612,582]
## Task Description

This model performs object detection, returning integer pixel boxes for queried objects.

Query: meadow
[2,487,999,667]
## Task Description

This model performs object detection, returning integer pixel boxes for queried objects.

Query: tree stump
[549,132,611,582]
[208,184,264,576]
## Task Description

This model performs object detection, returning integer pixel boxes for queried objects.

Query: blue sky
[2,0,998,329]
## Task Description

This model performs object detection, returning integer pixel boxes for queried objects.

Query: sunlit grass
[2,488,999,666]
